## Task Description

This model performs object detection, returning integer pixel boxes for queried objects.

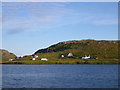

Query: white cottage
[32,55,38,58]
[82,55,90,59]
[41,58,48,61]
[31,55,38,60]
[35,55,38,58]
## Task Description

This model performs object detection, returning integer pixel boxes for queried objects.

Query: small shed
[32,58,36,60]
[61,55,65,58]
[67,53,73,57]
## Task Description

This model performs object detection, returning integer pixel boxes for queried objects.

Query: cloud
[3,18,34,34]
[2,2,117,35]
[7,28,25,34]
[2,2,73,34]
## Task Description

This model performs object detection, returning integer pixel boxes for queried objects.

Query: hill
[0,49,17,63]
[35,39,119,59]
[2,39,119,64]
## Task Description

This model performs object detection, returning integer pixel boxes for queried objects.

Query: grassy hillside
[35,39,119,59]
[0,49,17,63]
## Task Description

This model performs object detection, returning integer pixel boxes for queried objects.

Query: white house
[82,55,90,59]
[32,58,36,60]
[31,55,38,60]
[35,55,38,58]
[67,53,73,57]
[32,55,38,58]
[41,58,48,61]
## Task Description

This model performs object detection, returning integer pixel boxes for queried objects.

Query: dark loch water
[2,65,119,88]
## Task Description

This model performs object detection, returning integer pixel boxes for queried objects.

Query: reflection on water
[2,65,118,88]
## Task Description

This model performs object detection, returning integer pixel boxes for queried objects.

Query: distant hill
[35,39,119,59]
[0,49,17,62]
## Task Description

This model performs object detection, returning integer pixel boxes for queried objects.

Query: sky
[2,2,118,56]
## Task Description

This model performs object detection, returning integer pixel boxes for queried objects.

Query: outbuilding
[67,53,73,57]
[32,58,36,60]
[61,55,65,58]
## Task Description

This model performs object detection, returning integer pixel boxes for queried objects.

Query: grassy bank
[2,59,119,64]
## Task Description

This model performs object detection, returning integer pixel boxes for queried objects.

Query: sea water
[2,65,119,88]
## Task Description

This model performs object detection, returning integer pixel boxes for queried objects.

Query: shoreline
[2,58,119,65]
[0,63,119,65]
